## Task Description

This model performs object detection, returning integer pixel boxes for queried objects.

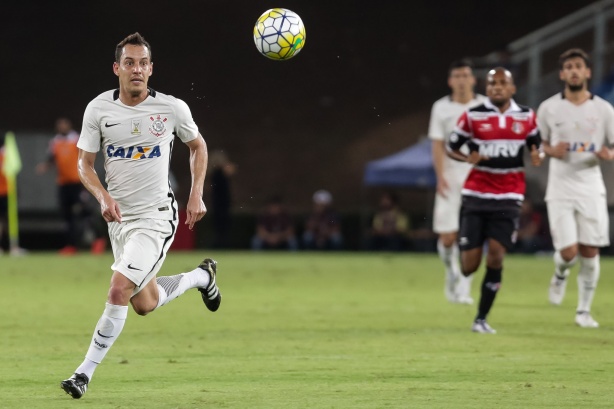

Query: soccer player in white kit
[537,48,614,328]
[60,33,222,399]
[429,59,487,304]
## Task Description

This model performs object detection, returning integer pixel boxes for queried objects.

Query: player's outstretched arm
[184,134,208,230]
[78,149,121,223]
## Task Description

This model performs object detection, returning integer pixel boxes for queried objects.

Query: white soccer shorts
[108,218,177,295]
[546,197,610,250]
[433,184,463,234]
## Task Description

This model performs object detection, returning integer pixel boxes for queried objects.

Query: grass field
[1,251,614,408]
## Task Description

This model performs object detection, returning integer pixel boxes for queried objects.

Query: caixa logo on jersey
[479,143,522,158]
[106,145,161,160]
[569,142,596,152]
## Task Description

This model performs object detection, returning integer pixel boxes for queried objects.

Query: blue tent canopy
[363,138,436,188]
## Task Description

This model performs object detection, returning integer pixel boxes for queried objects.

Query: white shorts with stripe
[108,218,177,295]
[546,197,610,250]
[433,182,464,234]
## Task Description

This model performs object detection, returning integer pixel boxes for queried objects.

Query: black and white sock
[156,268,210,309]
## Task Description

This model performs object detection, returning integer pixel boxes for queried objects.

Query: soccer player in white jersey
[60,33,222,399]
[537,48,614,328]
[429,59,487,304]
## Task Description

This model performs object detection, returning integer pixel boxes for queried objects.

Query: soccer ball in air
[253,8,306,60]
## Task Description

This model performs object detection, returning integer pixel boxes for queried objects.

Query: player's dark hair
[448,59,474,75]
[559,48,590,69]
[115,32,152,63]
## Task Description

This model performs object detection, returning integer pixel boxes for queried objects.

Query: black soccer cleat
[60,373,89,399]
[198,258,221,312]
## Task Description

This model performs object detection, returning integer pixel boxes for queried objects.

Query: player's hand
[467,151,488,165]
[596,146,614,160]
[548,142,569,159]
[530,145,543,166]
[186,194,207,230]
[436,177,449,198]
[100,194,122,223]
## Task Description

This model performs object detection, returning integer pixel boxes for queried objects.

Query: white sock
[437,239,457,270]
[75,359,98,381]
[456,274,474,299]
[554,251,576,279]
[156,268,210,309]
[438,240,461,292]
[78,303,128,380]
[577,255,600,313]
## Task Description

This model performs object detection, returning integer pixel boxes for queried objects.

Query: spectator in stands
[209,150,236,249]
[302,189,343,250]
[366,191,409,251]
[515,198,546,253]
[36,118,106,255]
[251,196,298,250]
[514,198,547,253]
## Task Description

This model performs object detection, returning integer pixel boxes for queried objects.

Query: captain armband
[525,133,541,149]
[447,132,470,151]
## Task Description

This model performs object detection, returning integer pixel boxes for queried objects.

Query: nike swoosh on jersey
[97,330,114,339]
[127,264,142,271]
[105,122,121,128]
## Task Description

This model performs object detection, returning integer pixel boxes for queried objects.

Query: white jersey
[428,94,487,186]
[537,93,614,200]
[78,88,198,220]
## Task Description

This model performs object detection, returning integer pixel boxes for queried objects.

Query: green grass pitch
[1,251,614,408]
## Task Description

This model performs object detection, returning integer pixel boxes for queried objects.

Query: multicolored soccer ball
[253,8,306,60]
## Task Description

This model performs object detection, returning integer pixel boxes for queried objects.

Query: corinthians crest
[149,114,168,137]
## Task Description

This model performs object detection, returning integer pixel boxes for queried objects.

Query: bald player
[448,67,542,334]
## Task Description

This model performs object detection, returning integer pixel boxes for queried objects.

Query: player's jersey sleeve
[173,98,198,143]
[77,101,101,153]
[536,101,551,142]
[427,102,445,141]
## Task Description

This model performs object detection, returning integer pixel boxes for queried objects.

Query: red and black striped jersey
[448,99,540,201]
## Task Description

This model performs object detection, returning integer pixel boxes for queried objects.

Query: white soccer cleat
[575,312,599,328]
[471,319,496,334]
[456,295,474,305]
[548,274,567,305]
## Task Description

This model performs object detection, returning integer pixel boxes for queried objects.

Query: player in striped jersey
[448,68,543,333]
[538,48,614,328]
[60,33,222,399]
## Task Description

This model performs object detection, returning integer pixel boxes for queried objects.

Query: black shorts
[458,196,521,251]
